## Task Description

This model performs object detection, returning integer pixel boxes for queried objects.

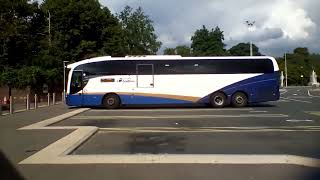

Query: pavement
[1,86,320,180]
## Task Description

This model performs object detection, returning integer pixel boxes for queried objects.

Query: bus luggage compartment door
[137,64,154,88]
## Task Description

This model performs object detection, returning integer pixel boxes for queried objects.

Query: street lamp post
[48,10,51,46]
[245,20,255,56]
[284,53,288,87]
[63,61,69,102]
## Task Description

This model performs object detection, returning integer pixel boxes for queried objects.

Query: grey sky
[101,0,319,57]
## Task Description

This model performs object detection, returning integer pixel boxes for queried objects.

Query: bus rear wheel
[231,92,248,108]
[210,92,227,108]
[103,94,121,109]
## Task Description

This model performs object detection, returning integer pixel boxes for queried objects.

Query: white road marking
[71,114,288,120]
[277,99,290,102]
[286,96,312,99]
[286,119,314,122]
[280,89,287,95]
[293,94,298,96]
[89,108,254,112]
[98,127,320,132]
[249,111,267,113]
[20,154,320,167]
[19,108,90,130]
[19,108,94,164]
[308,90,320,97]
[280,97,312,104]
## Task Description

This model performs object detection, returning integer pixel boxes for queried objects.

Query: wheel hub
[214,96,223,105]
[235,96,243,104]
[107,98,115,105]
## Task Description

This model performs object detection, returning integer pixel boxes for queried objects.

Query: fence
[0,92,65,116]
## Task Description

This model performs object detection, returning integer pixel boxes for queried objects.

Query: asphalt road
[1,86,320,180]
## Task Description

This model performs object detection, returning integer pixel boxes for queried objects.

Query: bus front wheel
[103,94,121,109]
[210,92,227,108]
[231,92,248,107]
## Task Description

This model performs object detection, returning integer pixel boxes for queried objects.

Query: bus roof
[67,55,278,71]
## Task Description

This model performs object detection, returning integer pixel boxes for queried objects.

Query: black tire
[231,92,248,107]
[210,92,227,108]
[102,94,121,109]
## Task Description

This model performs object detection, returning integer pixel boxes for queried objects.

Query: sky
[101,0,319,57]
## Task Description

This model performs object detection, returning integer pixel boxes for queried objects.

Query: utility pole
[48,10,51,46]
[284,53,288,87]
[245,20,255,56]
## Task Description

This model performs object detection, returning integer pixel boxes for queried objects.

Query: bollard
[53,93,56,105]
[9,96,13,114]
[34,94,38,109]
[47,93,50,106]
[26,94,30,110]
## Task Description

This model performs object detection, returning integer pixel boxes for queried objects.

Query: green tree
[228,43,261,56]
[191,25,226,56]
[175,45,191,56]
[118,6,162,55]
[42,0,125,62]
[277,47,320,86]
[163,48,176,55]
[0,0,39,67]
[163,45,192,56]
[293,47,309,56]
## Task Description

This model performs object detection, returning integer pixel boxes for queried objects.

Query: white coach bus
[66,55,280,109]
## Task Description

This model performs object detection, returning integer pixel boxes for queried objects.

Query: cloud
[100,0,319,56]
[263,0,316,40]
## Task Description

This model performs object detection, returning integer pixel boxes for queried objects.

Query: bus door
[136,64,154,88]
[69,70,84,106]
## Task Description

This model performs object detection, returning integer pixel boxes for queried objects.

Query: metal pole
[53,93,55,105]
[285,53,288,87]
[34,94,37,109]
[63,61,66,102]
[48,10,51,46]
[250,41,253,56]
[9,96,13,114]
[47,93,50,106]
[245,20,255,56]
[26,94,30,110]
[63,61,69,103]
